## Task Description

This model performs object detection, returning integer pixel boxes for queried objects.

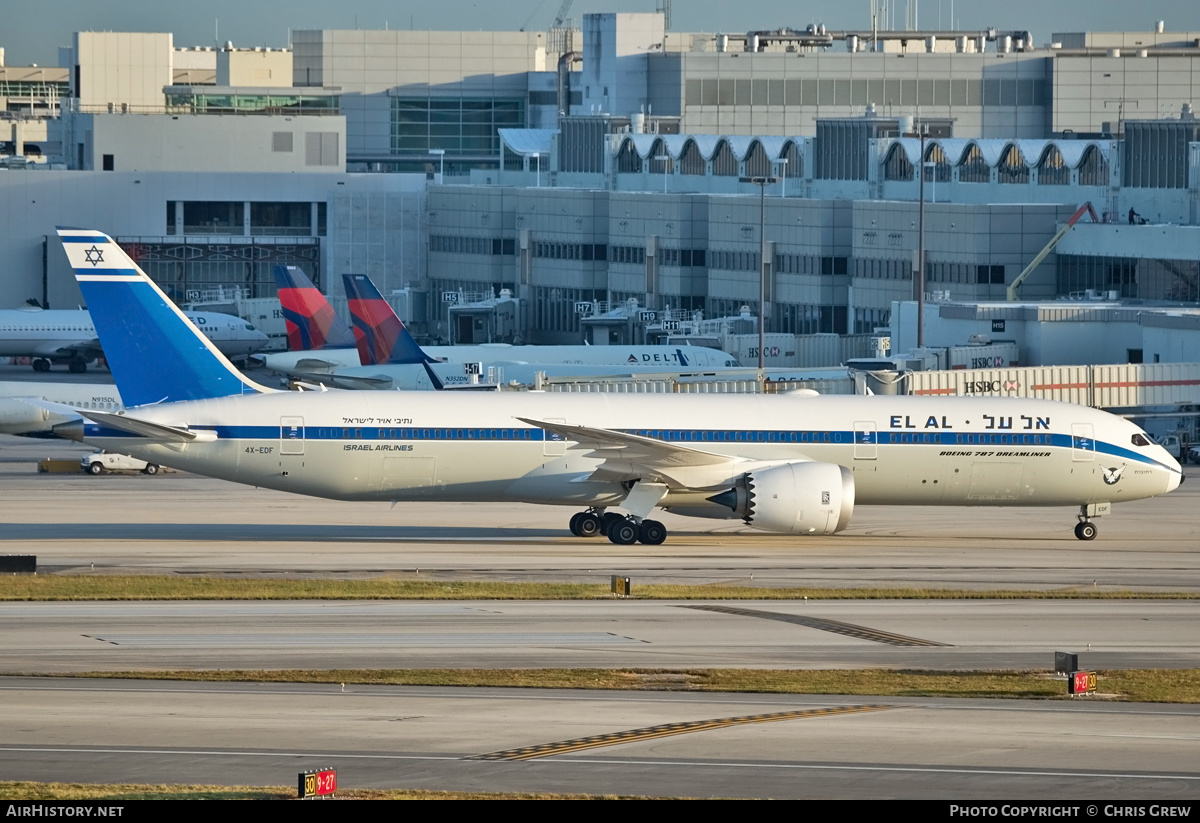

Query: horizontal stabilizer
[290,358,347,373]
[291,371,394,390]
[80,410,217,442]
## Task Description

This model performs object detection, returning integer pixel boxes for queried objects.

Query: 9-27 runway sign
[1068,671,1097,695]
[298,768,337,798]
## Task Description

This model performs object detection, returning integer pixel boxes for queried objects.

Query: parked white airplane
[260,274,741,380]
[52,228,1183,544]
[0,380,123,436]
[303,274,742,389]
[0,305,269,373]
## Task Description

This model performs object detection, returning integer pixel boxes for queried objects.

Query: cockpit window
[1131,433,1152,447]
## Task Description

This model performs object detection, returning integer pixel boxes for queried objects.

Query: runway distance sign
[1068,671,1097,695]
[298,767,337,798]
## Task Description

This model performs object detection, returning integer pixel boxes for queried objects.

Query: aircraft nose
[1166,465,1184,494]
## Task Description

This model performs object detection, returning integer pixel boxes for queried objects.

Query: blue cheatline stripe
[61,236,108,243]
[79,423,1174,472]
[73,268,142,277]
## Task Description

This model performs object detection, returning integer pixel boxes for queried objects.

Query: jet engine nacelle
[0,398,49,430]
[711,461,855,535]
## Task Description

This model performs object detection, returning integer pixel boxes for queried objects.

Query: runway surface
[3,436,1199,591]
[4,599,1200,672]
[2,432,1198,798]
[2,678,1198,799]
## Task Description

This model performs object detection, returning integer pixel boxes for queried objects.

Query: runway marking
[83,632,642,648]
[680,604,951,647]
[472,704,893,761]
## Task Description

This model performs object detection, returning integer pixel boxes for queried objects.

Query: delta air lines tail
[344,273,435,366]
[274,265,356,353]
[57,228,272,407]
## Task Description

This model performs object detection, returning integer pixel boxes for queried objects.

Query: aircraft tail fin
[342,273,435,366]
[57,228,272,407]
[273,265,356,352]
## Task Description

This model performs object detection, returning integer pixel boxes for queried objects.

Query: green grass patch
[35,667,1200,703]
[2,575,1195,601]
[0,781,636,800]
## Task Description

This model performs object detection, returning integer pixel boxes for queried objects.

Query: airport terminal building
[1,13,1200,355]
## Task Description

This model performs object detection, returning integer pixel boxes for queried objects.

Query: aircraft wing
[516,416,749,489]
[290,357,348,373]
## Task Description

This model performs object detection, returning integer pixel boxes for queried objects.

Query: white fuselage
[73,392,1180,515]
[326,360,759,390]
[0,309,268,361]
[417,344,741,368]
[261,344,741,379]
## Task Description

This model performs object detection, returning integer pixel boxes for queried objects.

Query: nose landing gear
[1074,504,1101,540]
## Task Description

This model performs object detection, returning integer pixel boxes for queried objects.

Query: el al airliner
[52,229,1182,544]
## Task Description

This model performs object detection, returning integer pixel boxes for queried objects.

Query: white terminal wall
[73,32,173,109]
[218,50,292,87]
[69,113,346,173]
[292,28,548,157]
[896,301,1187,366]
[0,170,425,309]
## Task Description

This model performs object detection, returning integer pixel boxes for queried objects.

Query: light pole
[430,148,445,183]
[739,175,780,371]
[916,124,927,349]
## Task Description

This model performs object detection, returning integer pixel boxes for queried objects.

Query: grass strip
[1,576,1196,601]
[32,668,1200,703]
[0,781,637,800]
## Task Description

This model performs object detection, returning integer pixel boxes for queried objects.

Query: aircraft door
[853,421,877,460]
[1071,423,1095,462]
[280,416,305,455]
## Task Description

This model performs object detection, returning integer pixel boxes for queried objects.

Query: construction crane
[1006,202,1098,301]
[520,0,574,32]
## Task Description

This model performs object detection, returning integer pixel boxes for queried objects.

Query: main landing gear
[568,508,668,545]
[1074,505,1098,541]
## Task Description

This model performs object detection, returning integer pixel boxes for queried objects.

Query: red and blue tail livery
[273,265,356,352]
[343,274,434,366]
